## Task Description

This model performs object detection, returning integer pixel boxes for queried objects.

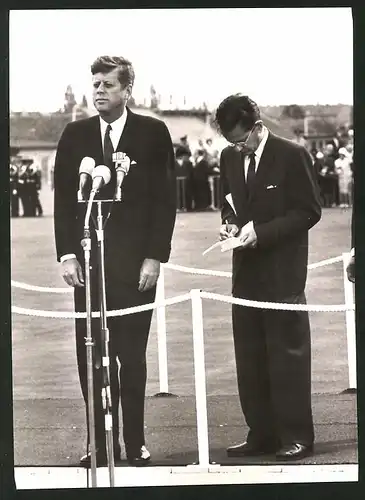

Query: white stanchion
[155,266,169,394]
[190,289,210,467]
[342,252,357,390]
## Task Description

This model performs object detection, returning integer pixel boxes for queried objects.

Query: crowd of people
[174,135,221,211]
[308,126,354,208]
[174,124,354,212]
[9,151,44,217]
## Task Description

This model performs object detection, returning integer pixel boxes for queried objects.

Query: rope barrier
[164,263,232,278]
[200,291,354,313]
[11,280,73,293]
[10,255,345,293]
[12,289,354,318]
[11,293,192,319]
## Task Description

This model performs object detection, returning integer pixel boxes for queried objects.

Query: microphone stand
[81,193,97,488]
[95,199,115,487]
[81,190,116,488]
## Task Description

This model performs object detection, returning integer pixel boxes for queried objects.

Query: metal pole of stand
[81,227,97,487]
[96,201,115,487]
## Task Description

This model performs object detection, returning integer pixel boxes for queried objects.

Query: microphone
[78,157,95,201]
[112,152,131,201]
[90,165,112,194]
[84,165,111,231]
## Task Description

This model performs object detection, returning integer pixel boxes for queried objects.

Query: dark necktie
[101,124,116,198]
[246,153,256,195]
[103,124,114,168]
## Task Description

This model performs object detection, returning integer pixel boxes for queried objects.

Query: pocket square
[266,184,277,190]
[131,160,137,165]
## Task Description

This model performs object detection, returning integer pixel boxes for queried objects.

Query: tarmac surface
[14,392,357,467]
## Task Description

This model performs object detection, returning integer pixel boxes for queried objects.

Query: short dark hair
[213,94,260,135]
[91,56,135,87]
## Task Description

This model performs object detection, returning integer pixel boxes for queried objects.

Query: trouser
[74,279,156,457]
[11,190,19,217]
[232,291,314,447]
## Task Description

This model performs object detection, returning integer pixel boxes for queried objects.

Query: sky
[9,8,353,112]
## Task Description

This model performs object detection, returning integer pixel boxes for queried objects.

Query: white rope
[10,255,345,293]
[11,280,72,293]
[11,293,192,319]
[164,255,343,277]
[164,263,232,278]
[307,255,343,270]
[200,291,354,313]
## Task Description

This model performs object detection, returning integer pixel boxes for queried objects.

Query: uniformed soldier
[33,164,44,216]
[10,161,19,217]
[10,147,21,217]
[20,159,43,217]
[17,159,30,216]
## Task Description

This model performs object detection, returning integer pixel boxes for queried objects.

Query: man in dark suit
[214,94,321,460]
[54,56,176,467]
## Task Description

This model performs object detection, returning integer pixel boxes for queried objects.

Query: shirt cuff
[350,248,355,257]
[60,254,76,263]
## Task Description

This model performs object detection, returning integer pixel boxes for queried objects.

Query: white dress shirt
[60,108,128,263]
[243,125,269,180]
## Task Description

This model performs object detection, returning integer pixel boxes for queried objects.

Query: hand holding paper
[203,220,257,256]
[238,221,258,249]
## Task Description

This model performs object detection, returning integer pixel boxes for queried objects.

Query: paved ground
[11,187,358,482]
[14,393,357,467]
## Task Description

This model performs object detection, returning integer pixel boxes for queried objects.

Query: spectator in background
[10,153,21,217]
[192,139,207,165]
[179,135,192,158]
[323,143,339,207]
[292,129,307,148]
[313,151,326,206]
[18,159,43,217]
[192,148,211,210]
[335,147,353,208]
[205,137,221,210]
[175,146,194,211]
[17,160,31,216]
[205,138,220,172]
[332,126,348,152]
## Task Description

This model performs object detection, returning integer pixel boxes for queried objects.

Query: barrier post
[154,265,172,397]
[208,176,215,210]
[190,288,210,467]
[342,252,357,391]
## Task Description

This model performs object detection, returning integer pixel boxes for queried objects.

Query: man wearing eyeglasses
[214,94,322,461]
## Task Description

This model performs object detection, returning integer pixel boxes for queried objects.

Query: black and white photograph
[8,7,357,491]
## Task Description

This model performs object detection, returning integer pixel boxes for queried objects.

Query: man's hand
[138,258,160,292]
[238,221,258,249]
[346,255,355,283]
[219,223,239,241]
[61,258,84,287]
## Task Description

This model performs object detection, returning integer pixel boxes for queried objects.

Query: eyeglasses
[228,122,258,150]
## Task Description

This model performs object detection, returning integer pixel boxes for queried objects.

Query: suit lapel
[87,115,104,165]
[115,107,136,154]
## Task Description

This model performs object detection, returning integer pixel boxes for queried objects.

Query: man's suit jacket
[220,132,322,301]
[54,108,176,287]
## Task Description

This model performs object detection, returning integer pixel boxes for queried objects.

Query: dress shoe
[276,443,313,461]
[79,448,121,467]
[127,446,151,467]
[227,441,278,457]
